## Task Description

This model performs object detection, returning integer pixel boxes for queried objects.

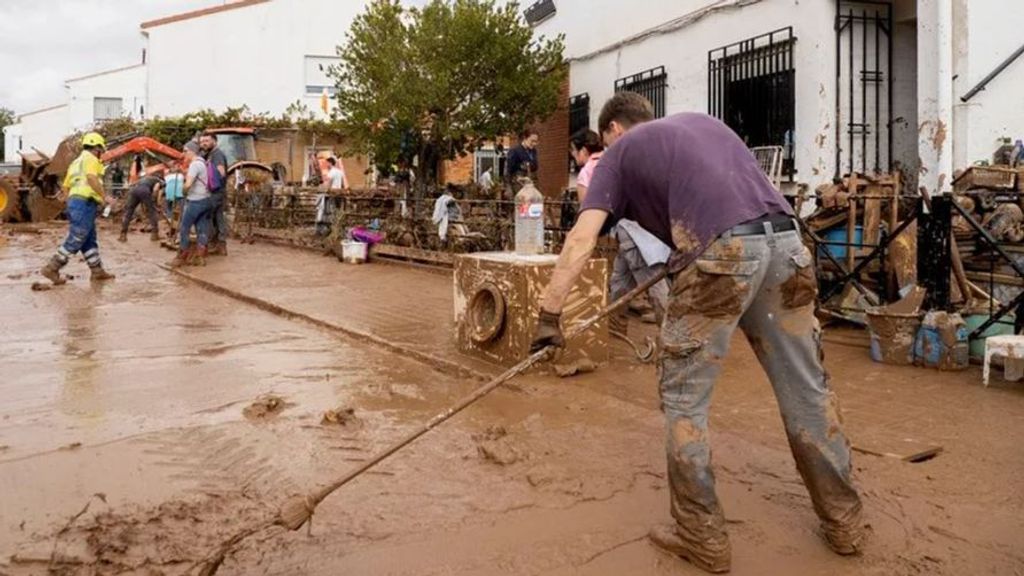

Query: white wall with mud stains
[66,65,148,133]
[535,0,839,193]
[143,0,428,120]
[952,0,1024,168]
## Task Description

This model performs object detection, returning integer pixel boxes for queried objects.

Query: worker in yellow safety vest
[41,132,117,284]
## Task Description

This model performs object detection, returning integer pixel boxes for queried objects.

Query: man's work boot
[822,521,865,556]
[648,524,731,574]
[167,249,190,268]
[40,258,67,285]
[117,231,128,242]
[90,267,116,282]
[210,242,227,256]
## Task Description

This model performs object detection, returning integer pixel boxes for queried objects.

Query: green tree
[331,0,565,186]
[0,107,15,160]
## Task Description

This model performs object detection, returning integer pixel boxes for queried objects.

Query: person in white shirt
[478,167,493,192]
[316,157,348,234]
[326,157,348,191]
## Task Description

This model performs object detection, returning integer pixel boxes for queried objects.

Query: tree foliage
[0,106,15,160]
[331,0,565,184]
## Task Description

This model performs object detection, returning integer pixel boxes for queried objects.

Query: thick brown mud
[1,224,1022,576]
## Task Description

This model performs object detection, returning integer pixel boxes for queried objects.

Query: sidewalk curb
[158,263,497,383]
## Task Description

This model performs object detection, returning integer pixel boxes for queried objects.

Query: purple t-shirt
[581,113,793,271]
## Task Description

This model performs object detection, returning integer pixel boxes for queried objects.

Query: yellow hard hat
[81,132,106,148]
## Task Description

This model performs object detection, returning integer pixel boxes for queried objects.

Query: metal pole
[961,42,1024,102]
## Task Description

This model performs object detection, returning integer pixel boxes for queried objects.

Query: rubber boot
[191,246,208,267]
[168,248,190,268]
[648,524,731,574]
[40,258,67,285]
[118,230,128,242]
[90,267,116,282]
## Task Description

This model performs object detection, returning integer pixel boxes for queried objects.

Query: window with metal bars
[708,27,796,177]
[569,93,590,135]
[614,66,667,118]
[568,93,590,172]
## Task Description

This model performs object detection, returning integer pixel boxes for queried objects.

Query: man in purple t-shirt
[531,93,863,573]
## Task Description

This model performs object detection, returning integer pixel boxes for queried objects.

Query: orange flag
[320,87,329,114]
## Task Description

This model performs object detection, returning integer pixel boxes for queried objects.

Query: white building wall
[3,123,23,163]
[144,0,426,120]
[535,0,837,189]
[66,64,148,132]
[952,0,1024,169]
[15,105,69,159]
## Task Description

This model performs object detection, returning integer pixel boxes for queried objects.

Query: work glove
[530,309,565,354]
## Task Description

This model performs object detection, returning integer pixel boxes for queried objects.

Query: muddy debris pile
[7,494,270,576]
[552,357,597,378]
[472,425,525,466]
[321,406,362,428]
[242,394,290,421]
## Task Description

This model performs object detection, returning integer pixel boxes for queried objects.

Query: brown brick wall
[442,153,475,184]
[529,75,570,199]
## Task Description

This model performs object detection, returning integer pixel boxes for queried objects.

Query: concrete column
[917,0,954,195]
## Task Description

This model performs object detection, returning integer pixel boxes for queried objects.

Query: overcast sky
[0,0,222,116]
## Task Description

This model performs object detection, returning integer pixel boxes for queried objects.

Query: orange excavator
[101,136,184,182]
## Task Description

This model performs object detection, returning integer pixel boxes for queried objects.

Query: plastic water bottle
[514,178,545,255]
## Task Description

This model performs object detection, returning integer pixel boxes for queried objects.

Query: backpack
[206,151,224,191]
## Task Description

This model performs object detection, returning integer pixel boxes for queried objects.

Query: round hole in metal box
[469,283,506,344]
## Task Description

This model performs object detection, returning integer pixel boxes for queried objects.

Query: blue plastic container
[820,225,864,259]
[914,312,969,370]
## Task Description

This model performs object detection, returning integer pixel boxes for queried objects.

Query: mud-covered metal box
[453,252,609,366]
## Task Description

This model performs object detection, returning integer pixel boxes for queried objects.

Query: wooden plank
[863,185,883,247]
[807,211,849,233]
[965,271,1024,287]
[371,244,455,267]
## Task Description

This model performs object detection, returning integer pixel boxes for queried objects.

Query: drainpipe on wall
[917,0,954,196]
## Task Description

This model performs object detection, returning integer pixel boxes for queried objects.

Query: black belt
[729,214,797,237]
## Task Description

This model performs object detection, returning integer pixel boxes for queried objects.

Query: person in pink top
[570,128,604,203]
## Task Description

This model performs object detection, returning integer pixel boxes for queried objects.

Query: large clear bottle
[514,178,545,255]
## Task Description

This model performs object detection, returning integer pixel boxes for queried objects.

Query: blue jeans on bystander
[179,197,213,250]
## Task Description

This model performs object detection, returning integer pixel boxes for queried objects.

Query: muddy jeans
[209,191,228,244]
[660,224,862,556]
[179,197,213,250]
[121,188,159,234]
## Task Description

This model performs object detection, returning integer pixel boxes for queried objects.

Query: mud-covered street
[1,223,1023,576]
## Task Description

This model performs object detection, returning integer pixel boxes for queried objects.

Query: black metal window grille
[835,0,893,179]
[615,66,667,118]
[709,27,796,177]
[568,93,590,172]
[569,93,590,135]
